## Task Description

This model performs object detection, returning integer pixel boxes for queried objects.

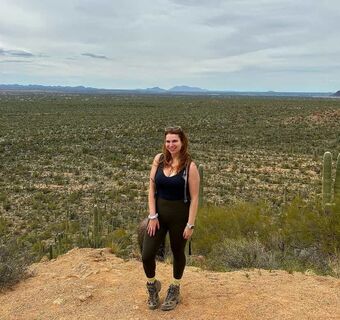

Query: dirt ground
[0,248,339,320]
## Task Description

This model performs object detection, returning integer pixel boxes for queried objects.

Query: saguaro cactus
[92,205,102,248]
[322,151,332,206]
[335,153,340,203]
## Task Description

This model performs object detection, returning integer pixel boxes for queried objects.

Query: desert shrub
[328,252,340,277]
[279,198,340,258]
[279,247,331,274]
[0,238,32,290]
[281,199,340,275]
[194,199,340,276]
[106,228,133,258]
[194,202,274,256]
[0,217,8,235]
[207,237,279,271]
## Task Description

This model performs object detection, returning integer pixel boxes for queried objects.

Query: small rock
[53,298,64,305]
[85,285,95,289]
[78,293,93,302]
[81,271,93,279]
[89,250,106,262]
[93,257,107,262]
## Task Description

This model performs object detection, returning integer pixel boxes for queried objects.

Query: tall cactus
[335,153,340,203]
[322,151,332,206]
[92,205,102,248]
[198,164,204,207]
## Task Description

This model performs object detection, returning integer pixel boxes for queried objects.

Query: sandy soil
[0,248,339,320]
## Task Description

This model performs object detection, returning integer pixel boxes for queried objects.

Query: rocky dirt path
[0,248,339,320]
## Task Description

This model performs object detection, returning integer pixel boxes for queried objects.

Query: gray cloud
[0,48,34,57]
[0,59,33,63]
[169,0,224,7]
[201,1,340,61]
[81,53,108,59]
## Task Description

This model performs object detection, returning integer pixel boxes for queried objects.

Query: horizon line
[0,83,336,94]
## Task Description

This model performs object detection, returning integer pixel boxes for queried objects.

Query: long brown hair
[161,126,191,171]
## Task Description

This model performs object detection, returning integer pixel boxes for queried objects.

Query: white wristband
[148,213,159,220]
[186,223,195,229]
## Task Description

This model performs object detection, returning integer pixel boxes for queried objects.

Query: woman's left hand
[183,227,194,240]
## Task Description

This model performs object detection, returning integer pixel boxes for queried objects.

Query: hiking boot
[146,280,161,310]
[161,284,180,311]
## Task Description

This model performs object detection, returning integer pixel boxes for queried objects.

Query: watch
[186,223,195,230]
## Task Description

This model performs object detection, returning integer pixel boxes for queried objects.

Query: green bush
[280,198,340,257]
[194,202,273,256]
[0,217,8,235]
[194,199,340,276]
[0,238,32,290]
[207,237,278,271]
[106,228,132,258]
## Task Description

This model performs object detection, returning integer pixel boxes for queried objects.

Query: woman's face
[165,133,182,156]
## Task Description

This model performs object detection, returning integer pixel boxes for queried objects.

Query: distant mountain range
[0,84,105,93]
[169,85,209,93]
[0,83,336,98]
[0,84,209,94]
[142,85,208,93]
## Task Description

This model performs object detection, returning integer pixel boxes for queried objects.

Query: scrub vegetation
[0,92,339,288]
[193,199,340,277]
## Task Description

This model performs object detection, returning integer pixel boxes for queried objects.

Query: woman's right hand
[147,218,160,236]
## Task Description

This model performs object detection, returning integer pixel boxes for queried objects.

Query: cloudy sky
[0,0,339,92]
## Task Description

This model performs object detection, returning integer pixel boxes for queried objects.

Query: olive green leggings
[142,198,189,279]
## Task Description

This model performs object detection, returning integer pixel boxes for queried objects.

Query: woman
[142,126,200,311]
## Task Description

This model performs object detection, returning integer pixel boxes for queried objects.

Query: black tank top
[155,165,187,201]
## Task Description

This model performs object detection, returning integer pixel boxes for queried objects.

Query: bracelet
[148,213,159,220]
[186,223,195,230]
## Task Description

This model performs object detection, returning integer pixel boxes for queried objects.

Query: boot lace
[147,283,157,295]
[165,284,179,302]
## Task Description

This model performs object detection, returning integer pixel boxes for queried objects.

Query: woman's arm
[147,153,162,236]
[183,162,200,239]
